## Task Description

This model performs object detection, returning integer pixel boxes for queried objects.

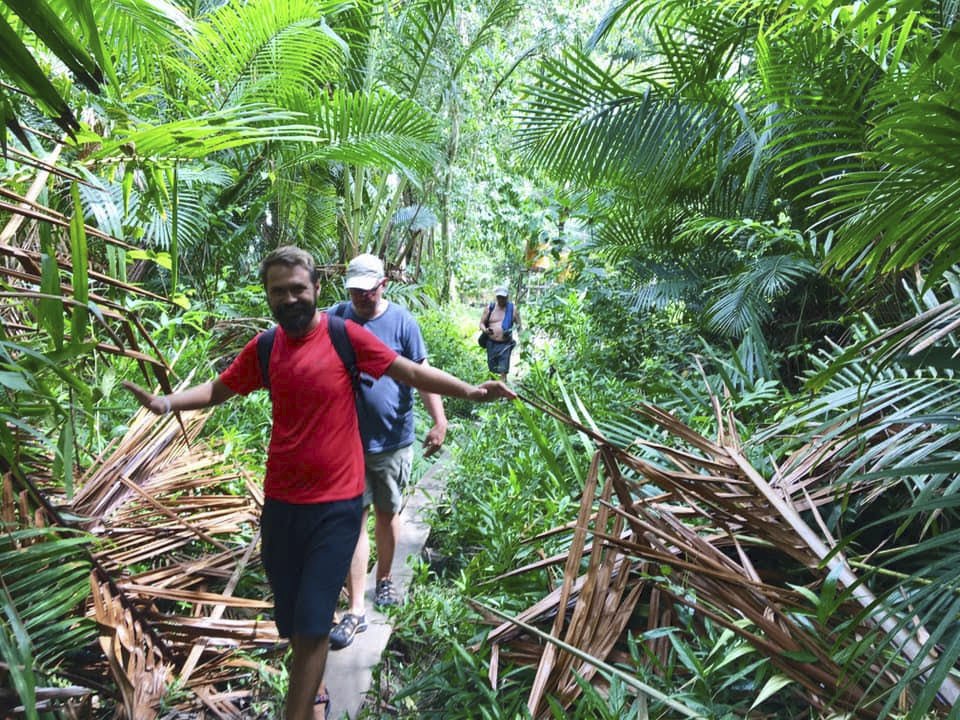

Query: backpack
[256,313,367,398]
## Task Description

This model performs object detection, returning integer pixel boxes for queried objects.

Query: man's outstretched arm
[122,378,237,415]
[386,357,516,402]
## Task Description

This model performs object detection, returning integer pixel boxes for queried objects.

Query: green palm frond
[812,0,931,71]
[91,105,323,159]
[0,11,82,143]
[303,88,440,181]
[699,251,816,383]
[260,161,340,252]
[757,33,876,199]
[644,9,754,102]
[732,320,776,382]
[630,274,700,312]
[324,0,376,90]
[747,253,817,297]
[383,0,454,97]
[186,0,350,110]
[392,203,438,232]
[137,163,230,255]
[706,281,763,336]
[515,48,719,189]
[592,201,690,259]
[2,0,102,89]
[96,0,194,87]
[861,546,960,718]
[816,84,960,286]
[0,587,39,720]
[588,0,673,48]
[750,2,960,289]
[0,528,96,669]
[672,215,818,339]
[295,183,339,248]
[451,0,522,81]
[77,162,234,257]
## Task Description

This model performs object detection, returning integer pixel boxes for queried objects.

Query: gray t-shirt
[329,301,427,453]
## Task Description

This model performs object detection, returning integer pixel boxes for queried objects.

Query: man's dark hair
[259,245,319,287]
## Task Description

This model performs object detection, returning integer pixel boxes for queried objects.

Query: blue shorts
[486,339,515,374]
[260,495,363,638]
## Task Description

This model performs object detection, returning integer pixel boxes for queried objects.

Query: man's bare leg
[287,634,328,720]
[345,506,370,615]
[373,507,399,582]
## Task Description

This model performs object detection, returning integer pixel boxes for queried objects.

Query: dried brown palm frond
[487,392,957,719]
[70,398,277,719]
[2,387,278,719]
[89,570,175,720]
[0,119,280,720]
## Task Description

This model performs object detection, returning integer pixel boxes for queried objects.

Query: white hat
[494,285,509,297]
[345,253,385,290]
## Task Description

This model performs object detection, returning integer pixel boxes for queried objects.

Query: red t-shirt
[220,314,397,503]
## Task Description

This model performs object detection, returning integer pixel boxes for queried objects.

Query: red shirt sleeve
[219,334,265,395]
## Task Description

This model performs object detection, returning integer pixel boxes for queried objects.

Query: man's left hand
[470,381,517,402]
[423,423,447,458]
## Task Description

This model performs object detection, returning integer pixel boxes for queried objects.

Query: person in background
[479,286,520,381]
[122,246,515,720]
[327,253,447,650]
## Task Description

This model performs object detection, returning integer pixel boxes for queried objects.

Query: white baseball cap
[494,286,509,297]
[345,253,385,290]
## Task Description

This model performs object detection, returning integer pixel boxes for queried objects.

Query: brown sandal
[314,690,330,719]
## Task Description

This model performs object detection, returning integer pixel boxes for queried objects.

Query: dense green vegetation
[2,0,960,718]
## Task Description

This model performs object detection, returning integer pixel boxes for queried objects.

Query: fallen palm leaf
[484,390,956,718]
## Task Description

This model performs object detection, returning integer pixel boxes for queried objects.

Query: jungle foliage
[1,0,959,718]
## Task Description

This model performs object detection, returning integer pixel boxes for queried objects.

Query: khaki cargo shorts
[363,445,412,514]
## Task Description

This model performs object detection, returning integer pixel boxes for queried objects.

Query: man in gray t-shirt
[329,254,447,650]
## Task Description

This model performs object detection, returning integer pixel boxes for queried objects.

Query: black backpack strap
[484,302,494,327]
[328,314,373,397]
[332,301,349,318]
[257,327,276,390]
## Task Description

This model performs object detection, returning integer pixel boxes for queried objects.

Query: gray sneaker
[329,613,367,650]
[374,578,400,608]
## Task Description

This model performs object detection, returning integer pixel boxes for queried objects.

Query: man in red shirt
[122,246,515,720]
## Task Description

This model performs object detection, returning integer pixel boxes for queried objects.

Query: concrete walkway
[324,455,448,719]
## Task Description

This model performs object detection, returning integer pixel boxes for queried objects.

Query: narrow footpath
[324,454,449,719]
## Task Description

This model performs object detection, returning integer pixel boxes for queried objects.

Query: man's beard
[272,300,316,335]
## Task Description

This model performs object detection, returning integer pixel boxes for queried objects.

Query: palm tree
[513,0,879,383]
[299,0,522,282]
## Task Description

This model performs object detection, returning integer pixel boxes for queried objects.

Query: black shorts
[260,495,363,639]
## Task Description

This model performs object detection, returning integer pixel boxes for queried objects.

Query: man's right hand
[121,380,168,415]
